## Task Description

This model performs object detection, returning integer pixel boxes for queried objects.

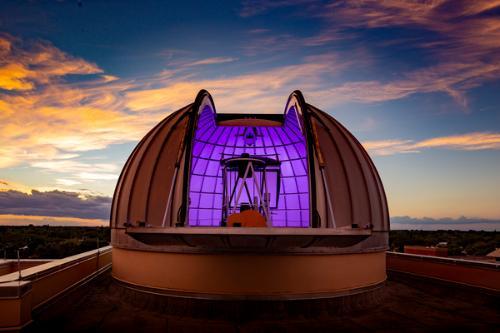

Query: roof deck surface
[29,271,499,333]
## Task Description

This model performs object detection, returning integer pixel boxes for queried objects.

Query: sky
[0,0,499,229]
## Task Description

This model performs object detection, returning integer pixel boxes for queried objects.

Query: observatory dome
[111,90,389,300]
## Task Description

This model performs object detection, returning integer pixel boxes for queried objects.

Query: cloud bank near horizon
[391,216,500,231]
[0,189,111,220]
[0,188,498,230]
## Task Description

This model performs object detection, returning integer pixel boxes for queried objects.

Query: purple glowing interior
[188,106,309,227]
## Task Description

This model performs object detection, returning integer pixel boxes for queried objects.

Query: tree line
[0,226,498,259]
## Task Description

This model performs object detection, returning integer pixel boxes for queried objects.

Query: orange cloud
[0,30,498,184]
[415,132,500,151]
[0,63,35,90]
[362,139,417,156]
[0,179,32,194]
[0,34,101,91]
[364,132,500,156]
[0,34,160,178]
[126,55,350,113]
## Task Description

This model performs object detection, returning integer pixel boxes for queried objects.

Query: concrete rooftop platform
[28,271,499,333]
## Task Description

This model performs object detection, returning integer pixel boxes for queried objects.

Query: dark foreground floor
[29,272,499,333]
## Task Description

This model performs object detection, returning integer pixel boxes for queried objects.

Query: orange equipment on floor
[227,209,267,227]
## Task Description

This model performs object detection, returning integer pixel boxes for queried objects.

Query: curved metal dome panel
[306,104,389,231]
[111,105,192,228]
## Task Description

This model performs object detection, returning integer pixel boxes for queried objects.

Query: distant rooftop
[487,248,500,260]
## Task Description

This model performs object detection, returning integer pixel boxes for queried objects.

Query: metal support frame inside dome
[221,155,281,226]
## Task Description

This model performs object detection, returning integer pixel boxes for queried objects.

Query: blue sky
[0,0,499,228]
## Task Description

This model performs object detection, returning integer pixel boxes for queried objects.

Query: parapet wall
[387,251,500,293]
[0,246,112,332]
[0,260,51,277]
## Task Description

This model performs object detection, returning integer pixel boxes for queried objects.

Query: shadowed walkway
[28,271,499,333]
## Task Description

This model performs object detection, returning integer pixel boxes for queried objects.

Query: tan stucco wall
[387,252,500,291]
[0,247,111,332]
[31,250,112,308]
[0,292,31,329]
[112,247,386,298]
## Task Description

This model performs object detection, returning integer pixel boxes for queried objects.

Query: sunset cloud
[362,139,417,156]
[184,57,238,66]
[126,53,352,113]
[415,132,500,151]
[1,21,499,197]
[0,0,499,226]
[0,179,32,194]
[309,62,496,107]
[31,160,119,183]
[0,34,160,172]
[364,132,500,156]
[1,35,352,174]
[241,1,500,106]
[0,34,101,91]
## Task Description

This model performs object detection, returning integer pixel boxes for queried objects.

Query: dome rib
[111,112,174,227]
[112,106,191,227]
[306,104,388,230]
[127,108,188,226]
[333,113,389,230]
[312,105,373,226]
[308,109,354,227]
[144,108,191,224]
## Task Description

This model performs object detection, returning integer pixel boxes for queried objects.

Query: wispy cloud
[1,23,499,179]
[364,132,500,156]
[0,34,348,174]
[326,1,500,105]
[239,0,317,17]
[31,160,118,173]
[0,33,101,91]
[416,132,500,151]
[125,53,352,113]
[184,57,238,66]
[31,160,119,183]
[56,178,82,186]
[240,1,500,106]
[316,61,500,107]
[363,139,417,156]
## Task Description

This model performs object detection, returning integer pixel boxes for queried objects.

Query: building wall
[387,252,500,292]
[112,247,387,299]
[0,247,112,331]
[0,260,52,277]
